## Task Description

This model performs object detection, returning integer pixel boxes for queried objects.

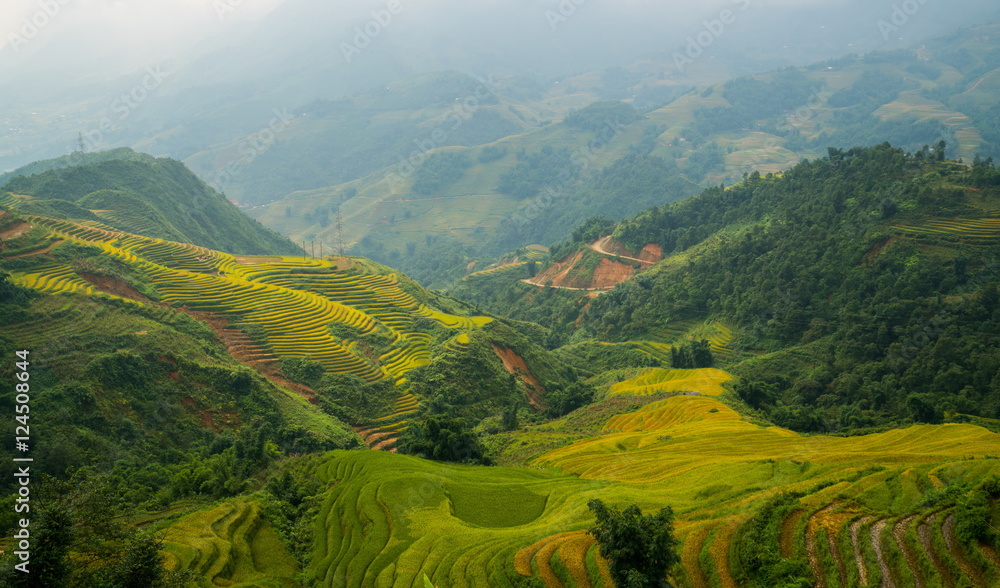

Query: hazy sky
[2,0,998,174]
[3,0,994,72]
[0,0,285,56]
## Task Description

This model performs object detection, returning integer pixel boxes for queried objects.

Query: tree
[396,416,491,465]
[587,499,679,587]
[0,502,73,587]
[670,340,713,369]
[96,533,166,588]
[906,393,943,424]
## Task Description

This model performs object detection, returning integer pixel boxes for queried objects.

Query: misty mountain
[3,0,999,178]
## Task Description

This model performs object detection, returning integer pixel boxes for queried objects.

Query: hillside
[0,147,998,587]
[154,369,1000,587]
[248,24,1000,287]
[0,195,583,583]
[457,145,1000,435]
[1,149,301,256]
[4,8,1000,588]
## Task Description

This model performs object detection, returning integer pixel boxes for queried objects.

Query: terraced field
[13,260,99,297]
[237,366,1000,588]
[606,368,732,398]
[464,261,528,280]
[301,450,604,588]
[1,215,493,433]
[161,498,299,587]
[528,371,1000,587]
[893,217,1000,241]
[556,321,736,371]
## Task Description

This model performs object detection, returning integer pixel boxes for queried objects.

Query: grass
[261,368,1000,587]
[161,498,300,587]
[447,483,548,528]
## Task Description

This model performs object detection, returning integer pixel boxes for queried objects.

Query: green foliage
[77,189,187,242]
[14,198,100,221]
[734,493,812,588]
[405,334,526,422]
[0,502,73,586]
[670,340,714,369]
[397,416,491,464]
[587,498,680,588]
[559,341,661,374]
[412,151,472,195]
[280,355,327,387]
[315,374,397,425]
[691,71,815,135]
[827,71,917,110]
[544,382,596,418]
[0,471,193,588]
[449,275,586,347]
[585,146,1000,431]
[733,378,777,408]
[905,393,944,424]
[51,241,160,300]
[85,351,162,392]
[565,100,641,133]
[498,146,580,199]
[685,142,725,177]
[478,145,508,163]
[954,489,996,547]
[261,469,322,567]
[0,271,39,310]
[491,152,698,255]
[570,216,615,246]
[0,147,148,186]
[2,150,300,255]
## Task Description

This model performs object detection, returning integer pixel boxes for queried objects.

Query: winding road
[591,235,656,266]
[520,236,657,291]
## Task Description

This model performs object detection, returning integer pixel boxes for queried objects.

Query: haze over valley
[1,2,1000,587]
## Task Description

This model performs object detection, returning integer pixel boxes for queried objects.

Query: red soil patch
[527,237,662,291]
[590,257,635,289]
[639,243,663,263]
[492,345,545,410]
[597,238,637,258]
[79,273,151,302]
[531,249,586,287]
[591,237,662,267]
[354,427,400,452]
[178,308,317,403]
[0,221,31,241]
[529,250,635,290]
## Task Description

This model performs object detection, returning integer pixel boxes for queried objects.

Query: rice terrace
[2,204,1000,586]
[2,7,1000,588]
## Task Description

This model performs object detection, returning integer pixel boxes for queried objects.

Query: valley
[0,8,999,588]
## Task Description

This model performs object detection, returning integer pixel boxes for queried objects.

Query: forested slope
[2,149,301,255]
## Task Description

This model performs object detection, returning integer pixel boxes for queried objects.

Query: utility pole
[335,209,345,257]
